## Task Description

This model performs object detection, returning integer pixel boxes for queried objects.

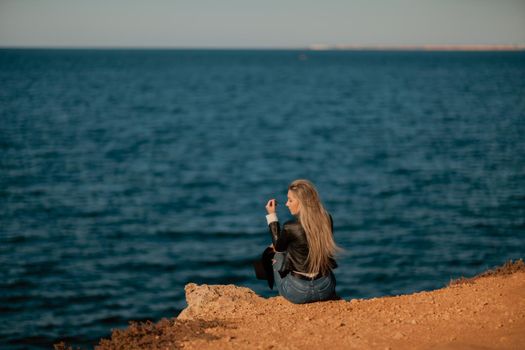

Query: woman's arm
[266,213,290,251]
[265,199,289,251]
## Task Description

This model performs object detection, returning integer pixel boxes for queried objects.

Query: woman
[265,179,340,304]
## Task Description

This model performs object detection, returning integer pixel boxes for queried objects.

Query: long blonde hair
[289,179,341,275]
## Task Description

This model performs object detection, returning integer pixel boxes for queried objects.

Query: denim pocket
[315,274,336,298]
[282,278,310,304]
[289,276,312,291]
[315,275,333,290]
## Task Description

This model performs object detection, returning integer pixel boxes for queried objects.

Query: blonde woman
[265,179,340,303]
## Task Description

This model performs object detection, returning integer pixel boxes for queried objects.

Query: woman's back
[269,216,338,275]
[263,179,341,304]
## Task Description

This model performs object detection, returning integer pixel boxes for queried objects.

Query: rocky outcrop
[92,260,525,350]
[177,283,265,321]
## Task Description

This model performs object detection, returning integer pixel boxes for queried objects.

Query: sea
[1,49,524,349]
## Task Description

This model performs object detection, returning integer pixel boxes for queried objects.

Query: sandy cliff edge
[62,260,525,350]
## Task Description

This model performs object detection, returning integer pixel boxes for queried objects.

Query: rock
[177,283,264,321]
[393,331,404,340]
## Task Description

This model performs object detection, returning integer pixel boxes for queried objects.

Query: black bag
[253,246,275,290]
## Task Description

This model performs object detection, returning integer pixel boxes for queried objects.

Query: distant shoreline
[308,44,525,51]
[1,44,524,51]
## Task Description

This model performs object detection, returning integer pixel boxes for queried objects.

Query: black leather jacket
[268,214,338,277]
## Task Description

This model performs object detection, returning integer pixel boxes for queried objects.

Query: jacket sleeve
[266,213,290,252]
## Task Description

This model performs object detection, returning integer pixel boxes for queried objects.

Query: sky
[0,0,524,48]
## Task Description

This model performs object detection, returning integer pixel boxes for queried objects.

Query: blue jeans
[272,252,337,304]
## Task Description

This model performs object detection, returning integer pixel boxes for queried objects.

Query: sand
[57,260,525,350]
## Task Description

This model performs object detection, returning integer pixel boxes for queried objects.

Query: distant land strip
[1,44,524,51]
[308,44,525,51]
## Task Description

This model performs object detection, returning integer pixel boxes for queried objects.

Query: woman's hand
[265,199,277,214]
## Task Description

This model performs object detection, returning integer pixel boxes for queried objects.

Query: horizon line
[1,44,524,51]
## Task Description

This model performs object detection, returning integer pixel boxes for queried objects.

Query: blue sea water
[0,49,524,349]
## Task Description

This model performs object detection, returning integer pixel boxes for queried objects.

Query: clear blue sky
[0,0,524,48]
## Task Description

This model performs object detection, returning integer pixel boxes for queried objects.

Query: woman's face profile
[286,190,300,215]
